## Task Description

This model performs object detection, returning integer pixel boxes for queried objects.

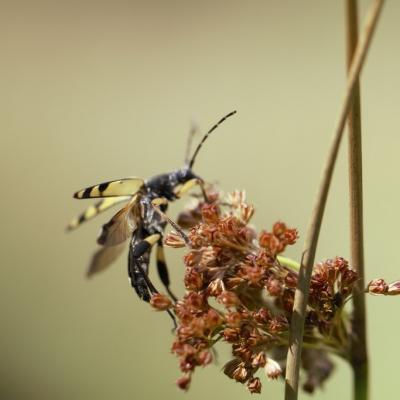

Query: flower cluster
[367,278,400,295]
[152,191,363,394]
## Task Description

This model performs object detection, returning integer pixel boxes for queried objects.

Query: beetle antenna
[188,110,237,169]
[184,120,199,165]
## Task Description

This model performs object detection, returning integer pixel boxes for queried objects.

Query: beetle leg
[174,178,201,198]
[174,178,211,203]
[151,198,190,246]
[131,233,161,259]
[156,240,178,302]
[128,233,177,327]
[128,246,152,302]
[129,233,161,298]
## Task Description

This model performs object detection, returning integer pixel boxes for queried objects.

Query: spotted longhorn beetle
[68,111,236,322]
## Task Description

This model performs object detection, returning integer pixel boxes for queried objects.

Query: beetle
[68,110,236,321]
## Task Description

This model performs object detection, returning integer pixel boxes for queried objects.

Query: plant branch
[284,2,385,399]
[345,1,369,400]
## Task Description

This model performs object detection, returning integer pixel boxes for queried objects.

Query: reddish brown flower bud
[233,344,253,361]
[273,222,287,236]
[164,231,186,248]
[184,268,203,290]
[204,308,222,329]
[285,272,298,288]
[226,311,243,327]
[253,308,270,324]
[232,363,249,383]
[341,268,358,286]
[333,257,349,271]
[340,268,358,296]
[251,351,267,368]
[198,350,213,366]
[177,325,196,341]
[150,293,172,311]
[268,315,288,333]
[174,303,193,325]
[265,278,283,296]
[218,291,241,307]
[207,278,224,296]
[247,377,262,394]
[242,264,265,285]
[202,203,220,223]
[176,375,191,391]
[367,278,388,295]
[185,292,206,310]
[225,276,245,289]
[180,358,196,372]
[388,280,400,295]
[284,228,298,245]
[259,231,278,253]
[183,251,197,267]
[223,328,240,342]
[172,342,196,357]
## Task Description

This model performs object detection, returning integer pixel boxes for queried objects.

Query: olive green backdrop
[1,1,399,399]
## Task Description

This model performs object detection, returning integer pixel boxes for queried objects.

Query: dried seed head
[150,294,172,311]
[164,231,186,248]
[218,291,241,308]
[201,203,220,223]
[251,351,267,368]
[198,350,213,366]
[232,363,250,383]
[247,377,262,394]
[207,278,224,297]
[184,268,204,290]
[226,311,244,328]
[204,308,223,329]
[176,375,191,391]
[253,308,270,324]
[223,327,240,343]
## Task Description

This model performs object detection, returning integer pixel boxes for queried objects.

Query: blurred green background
[1,1,399,399]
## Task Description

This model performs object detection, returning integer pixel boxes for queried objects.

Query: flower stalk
[345,1,369,400]
[284,2,385,399]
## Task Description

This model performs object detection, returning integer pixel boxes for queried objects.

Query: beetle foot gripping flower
[164,190,363,394]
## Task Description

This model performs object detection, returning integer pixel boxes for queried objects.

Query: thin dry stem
[345,1,369,400]
[284,2,385,399]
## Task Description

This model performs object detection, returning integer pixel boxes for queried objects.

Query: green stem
[353,364,368,400]
[277,256,300,271]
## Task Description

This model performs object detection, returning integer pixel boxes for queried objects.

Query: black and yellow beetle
[68,111,236,320]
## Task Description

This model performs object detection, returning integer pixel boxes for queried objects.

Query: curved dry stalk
[345,1,369,400]
[284,1,385,399]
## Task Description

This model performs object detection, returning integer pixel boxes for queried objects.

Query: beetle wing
[74,177,144,199]
[66,196,131,231]
[97,194,140,246]
[87,243,126,277]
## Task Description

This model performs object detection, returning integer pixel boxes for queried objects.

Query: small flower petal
[264,358,282,380]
